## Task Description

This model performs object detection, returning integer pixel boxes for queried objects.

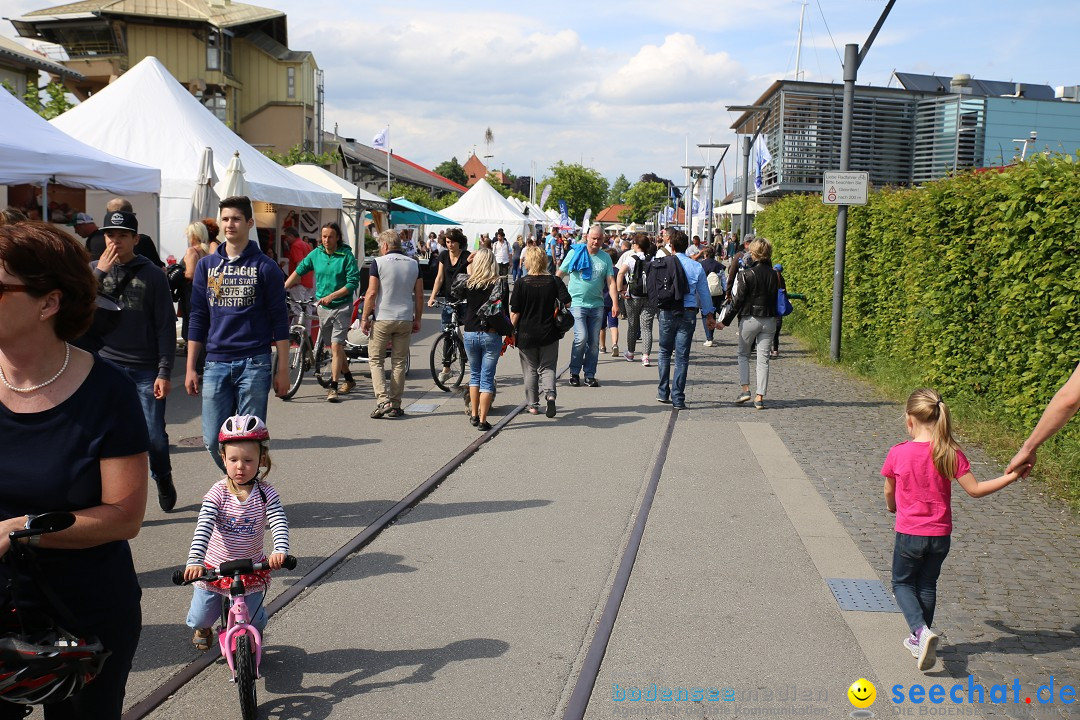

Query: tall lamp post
[680,165,705,234]
[697,143,730,242]
[726,104,771,240]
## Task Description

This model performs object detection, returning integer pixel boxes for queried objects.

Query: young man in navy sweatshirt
[185,196,290,471]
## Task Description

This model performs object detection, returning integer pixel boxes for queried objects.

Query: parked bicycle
[172,555,298,720]
[430,298,467,392]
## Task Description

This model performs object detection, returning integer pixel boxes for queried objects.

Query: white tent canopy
[715,200,764,215]
[52,56,341,258]
[432,178,531,248]
[0,86,160,195]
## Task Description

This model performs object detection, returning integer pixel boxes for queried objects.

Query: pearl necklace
[0,343,71,393]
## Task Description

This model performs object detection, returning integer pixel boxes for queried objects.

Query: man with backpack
[557,225,619,387]
[650,230,715,410]
[616,234,656,366]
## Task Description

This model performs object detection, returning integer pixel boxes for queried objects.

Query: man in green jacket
[285,222,361,402]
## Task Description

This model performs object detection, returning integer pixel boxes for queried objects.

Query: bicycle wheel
[281,329,307,400]
[312,336,333,388]
[235,633,258,720]
[430,332,465,392]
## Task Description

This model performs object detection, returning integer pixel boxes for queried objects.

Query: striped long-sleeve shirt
[187,479,290,595]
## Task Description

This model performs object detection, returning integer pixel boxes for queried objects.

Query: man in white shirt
[492,228,511,277]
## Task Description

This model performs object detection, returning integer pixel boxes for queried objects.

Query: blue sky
[4,0,1080,194]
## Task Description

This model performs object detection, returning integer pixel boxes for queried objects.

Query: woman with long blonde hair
[510,245,571,416]
[462,248,508,430]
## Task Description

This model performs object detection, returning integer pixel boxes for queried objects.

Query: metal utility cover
[406,403,440,413]
[826,578,900,612]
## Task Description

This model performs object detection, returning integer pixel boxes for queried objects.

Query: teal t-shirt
[294,245,360,308]
[560,249,613,308]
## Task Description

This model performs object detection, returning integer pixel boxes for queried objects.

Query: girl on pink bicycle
[184,415,290,650]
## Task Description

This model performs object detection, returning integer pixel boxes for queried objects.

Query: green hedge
[757,154,1079,499]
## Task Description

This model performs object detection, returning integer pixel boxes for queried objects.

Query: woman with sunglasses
[0,222,149,718]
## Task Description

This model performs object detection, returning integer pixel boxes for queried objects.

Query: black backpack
[646,254,688,310]
[627,252,653,298]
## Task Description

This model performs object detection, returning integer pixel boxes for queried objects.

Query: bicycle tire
[312,337,333,388]
[282,329,307,400]
[430,331,465,392]
[236,633,258,720]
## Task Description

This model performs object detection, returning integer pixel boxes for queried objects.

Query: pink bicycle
[173,556,296,720]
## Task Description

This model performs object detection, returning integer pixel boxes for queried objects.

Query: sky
[3,0,1080,196]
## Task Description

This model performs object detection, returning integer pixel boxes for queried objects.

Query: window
[202,87,227,123]
[287,66,295,98]
[207,29,220,70]
[222,31,233,75]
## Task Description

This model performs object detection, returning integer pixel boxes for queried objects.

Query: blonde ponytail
[906,389,959,480]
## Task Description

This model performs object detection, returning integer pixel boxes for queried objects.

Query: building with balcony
[0,35,84,97]
[10,0,323,155]
[729,72,1080,202]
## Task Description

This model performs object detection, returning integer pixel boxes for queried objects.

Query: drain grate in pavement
[406,403,440,413]
[826,578,900,612]
[177,436,204,448]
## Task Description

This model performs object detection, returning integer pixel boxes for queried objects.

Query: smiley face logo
[848,679,876,708]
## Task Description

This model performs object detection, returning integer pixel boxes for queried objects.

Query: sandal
[370,401,391,419]
[386,407,404,418]
[192,627,212,651]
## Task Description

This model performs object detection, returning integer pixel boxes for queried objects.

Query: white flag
[754,133,772,190]
[539,184,552,210]
[582,208,592,228]
[372,127,389,150]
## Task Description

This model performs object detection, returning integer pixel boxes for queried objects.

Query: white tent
[52,56,341,259]
[286,163,391,259]
[0,87,160,226]
[433,178,531,248]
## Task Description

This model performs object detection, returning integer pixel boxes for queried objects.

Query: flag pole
[385,124,391,196]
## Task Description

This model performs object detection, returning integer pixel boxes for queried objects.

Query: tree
[379,182,458,211]
[434,157,468,186]
[484,173,529,202]
[640,173,681,202]
[4,80,75,119]
[511,176,532,197]
[263,144,337,167]
[622,181,669,223]
[608,174,631,206]
[536,161,609,223]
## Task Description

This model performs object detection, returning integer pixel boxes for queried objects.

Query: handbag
[776,288,794,317]
[478,280,514,336]
[553,298,574,333]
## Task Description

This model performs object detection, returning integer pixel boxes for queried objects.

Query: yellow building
[11,0,322,155]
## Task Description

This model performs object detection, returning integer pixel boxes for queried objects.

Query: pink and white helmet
[217,414,269,452]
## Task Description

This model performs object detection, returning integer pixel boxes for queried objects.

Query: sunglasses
[0,282,30,299]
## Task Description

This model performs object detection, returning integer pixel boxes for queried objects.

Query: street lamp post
[726,105,771,241]
[697,143,731,243]
[681,165,705,235]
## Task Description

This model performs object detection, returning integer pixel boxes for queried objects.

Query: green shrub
[758,153,1080,508]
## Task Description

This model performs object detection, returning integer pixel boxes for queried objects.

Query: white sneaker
[623,351,634,362]
[903,634,919,658]
[703,340,714,347]
[917,627,939,671]
[641,354,651,367]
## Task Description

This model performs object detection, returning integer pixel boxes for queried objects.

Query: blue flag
[558,199,569,227]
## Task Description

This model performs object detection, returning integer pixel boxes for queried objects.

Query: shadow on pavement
[259,638,510,719]
[939,621,1080,676]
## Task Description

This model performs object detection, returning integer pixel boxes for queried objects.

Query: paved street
[37,306,1074,720]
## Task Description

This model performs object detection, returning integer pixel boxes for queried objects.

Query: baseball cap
[74,212,94,225]
[100,210,138,233]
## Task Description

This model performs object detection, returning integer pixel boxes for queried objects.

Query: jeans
[657,309,696,406]
[892,532,951,633]
[187,586,268,633]
[737,316,778,397]
[464,331,502,393]
[701,295,723,341]
[569,305,603,378]
[201,354,272,472]
[511,261,522,283]
[120,366,171,481]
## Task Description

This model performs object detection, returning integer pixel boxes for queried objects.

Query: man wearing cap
[92,209,178,510]
[83,198,165,267]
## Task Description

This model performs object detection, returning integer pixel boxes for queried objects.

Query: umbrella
[389,197,459,226]
[605,223,626,231]
[624,222,643,233]
[215,151,250,199]
[190,146,219,222]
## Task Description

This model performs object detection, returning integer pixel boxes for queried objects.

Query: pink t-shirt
[881,441,970,536]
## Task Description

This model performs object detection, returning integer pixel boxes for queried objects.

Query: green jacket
[294,244,360,308]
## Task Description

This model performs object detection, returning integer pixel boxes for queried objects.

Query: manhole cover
[407,403,439,414]
[826,578,900,613]
[177,436,204,448]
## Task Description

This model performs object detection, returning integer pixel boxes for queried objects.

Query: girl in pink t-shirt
[881,389,1025,672]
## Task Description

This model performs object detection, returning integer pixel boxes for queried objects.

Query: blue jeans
[569,306,603,379]
[464,331,502,393]
[187,586,268,633]
[892,532,951,633]
[511,261,522,282]
[120,366,171,481]
[201,354,272,472]
[657,309,696,406]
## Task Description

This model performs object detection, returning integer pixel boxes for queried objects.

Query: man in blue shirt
[557,226,619,387]
[545,230,558,274]
[657,230,715,410]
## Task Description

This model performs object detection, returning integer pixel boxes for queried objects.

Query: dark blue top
[187,241,290,362]
[0,357,148,620]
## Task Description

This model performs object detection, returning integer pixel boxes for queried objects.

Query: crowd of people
[0,200,1077,714]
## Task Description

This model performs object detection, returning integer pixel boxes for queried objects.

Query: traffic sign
[822,171,869,205]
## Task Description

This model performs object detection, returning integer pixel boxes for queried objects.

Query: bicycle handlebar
[7,511,76,543]
[171,555,298,586]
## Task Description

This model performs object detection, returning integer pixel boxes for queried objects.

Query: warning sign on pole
[822,171,869,205]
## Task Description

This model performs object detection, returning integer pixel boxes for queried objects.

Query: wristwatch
[21,515,40,547]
